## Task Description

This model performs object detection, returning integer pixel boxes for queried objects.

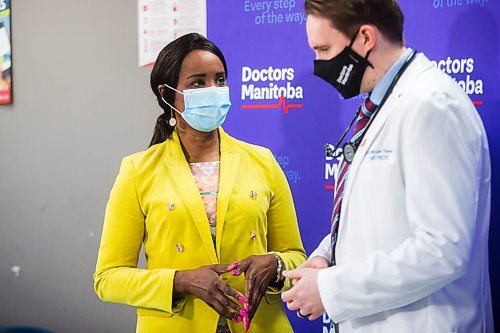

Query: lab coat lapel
[215,127,240,259]
[339,103,393,229]
[340,54,431,227]
[163,131,218,264]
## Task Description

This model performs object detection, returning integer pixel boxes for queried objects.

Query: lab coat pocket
[355,152,408,249]
[357,159,400,196]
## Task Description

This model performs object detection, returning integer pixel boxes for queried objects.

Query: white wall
[0,1,159,332]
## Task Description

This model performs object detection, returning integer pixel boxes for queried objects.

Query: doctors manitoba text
[241,66,304,100]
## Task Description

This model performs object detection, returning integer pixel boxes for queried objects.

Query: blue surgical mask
[161,84,231,132]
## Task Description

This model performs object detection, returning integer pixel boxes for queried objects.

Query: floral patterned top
[189,161,220,245]
[190,161,229,332]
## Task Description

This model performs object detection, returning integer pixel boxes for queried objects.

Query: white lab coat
[311,53,493,333]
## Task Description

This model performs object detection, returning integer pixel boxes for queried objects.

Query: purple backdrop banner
[206,1,500,331]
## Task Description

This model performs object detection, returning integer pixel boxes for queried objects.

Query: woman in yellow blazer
[94,33,306,333]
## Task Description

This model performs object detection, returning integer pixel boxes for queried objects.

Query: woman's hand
[231,254,278,321]
[174,263,244,320]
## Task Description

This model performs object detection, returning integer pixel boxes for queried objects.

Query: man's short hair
[304,0,404,45]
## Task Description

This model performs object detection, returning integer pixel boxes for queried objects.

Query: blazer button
[249,190,257,200]
[167,202,175,211]
[250,231,256,239]
[176,244,184,252]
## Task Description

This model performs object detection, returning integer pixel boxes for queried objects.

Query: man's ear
[358,24,377,52]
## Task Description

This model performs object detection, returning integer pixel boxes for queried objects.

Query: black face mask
[314,31,374,99]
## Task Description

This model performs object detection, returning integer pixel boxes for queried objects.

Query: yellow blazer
[94,127,306,333]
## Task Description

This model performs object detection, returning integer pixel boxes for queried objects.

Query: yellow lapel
[215,128,240,259]
[163,130,218,264]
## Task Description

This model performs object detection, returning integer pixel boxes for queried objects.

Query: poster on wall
[138,0,207,67]
[0,0,11,104]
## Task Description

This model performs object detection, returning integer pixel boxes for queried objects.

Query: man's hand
[300,256,330,269]
[281,268,326,320]
[291,256,329,285]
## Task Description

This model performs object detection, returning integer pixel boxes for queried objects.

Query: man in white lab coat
[281,0,494,332]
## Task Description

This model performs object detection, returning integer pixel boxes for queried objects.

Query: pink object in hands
[238,308,250,331]
[230,269,239,275]
[244,316,250,331]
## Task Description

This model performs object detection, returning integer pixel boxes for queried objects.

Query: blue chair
[0,327,53,333]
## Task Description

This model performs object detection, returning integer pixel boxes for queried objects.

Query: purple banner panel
[208,1,499,332]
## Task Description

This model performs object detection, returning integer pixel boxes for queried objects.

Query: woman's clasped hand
[175,255,278,332]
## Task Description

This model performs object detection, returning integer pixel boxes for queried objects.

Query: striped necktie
[330,97,377,265]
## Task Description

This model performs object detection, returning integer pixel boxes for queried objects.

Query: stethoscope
[325,49,418,164]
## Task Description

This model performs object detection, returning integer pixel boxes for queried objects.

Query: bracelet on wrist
[271,253,285,283]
